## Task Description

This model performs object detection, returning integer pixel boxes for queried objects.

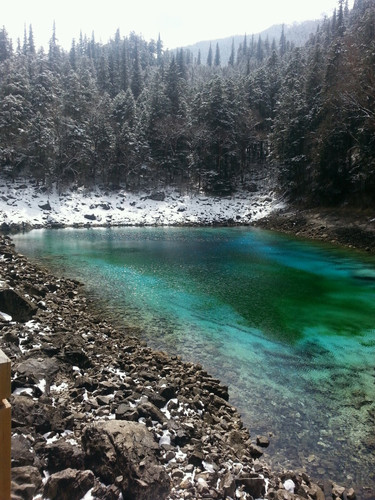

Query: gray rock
[44,439,85,473]
[158,384,177,401]
[236,477,266,498]
[256,435,270,448]
[137,401,167,423]
[147,192,165,201]
[0,288,37,322]
[43,468,95,500]
[12,395,68,433]
[62,345,91,367]
[226,429,248,456]
[115,403,139,421]
[96,395,111,406]
[84,213,96,221]
[15,357,60,385]
[12,466,42,500]
[82,420,170,499]
[219,471,236,498]
[249,443,264,458]
[11,434,38,467]
[38,201,52,211]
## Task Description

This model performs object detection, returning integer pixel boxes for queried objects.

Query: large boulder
[43,468,95,500]
[82,420,170,500]
[12,466,43,500]
[15,357,61,385]
[44,439,85,473]
[11,434,39,467]
[0,288,37,322]
[11,395,69,433]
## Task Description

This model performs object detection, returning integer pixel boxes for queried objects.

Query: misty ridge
[182,19,320,64]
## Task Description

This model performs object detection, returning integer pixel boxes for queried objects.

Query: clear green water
[13,227,375,496]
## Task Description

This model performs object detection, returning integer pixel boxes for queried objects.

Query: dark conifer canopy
[0,1,374,205]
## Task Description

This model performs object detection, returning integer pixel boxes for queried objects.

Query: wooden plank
[0,350,11,500]
[0,398,11,500]
[0,350,11,400]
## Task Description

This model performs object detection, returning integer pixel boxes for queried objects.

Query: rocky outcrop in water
[0,234,357,499]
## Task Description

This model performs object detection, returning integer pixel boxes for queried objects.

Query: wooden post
[0,349,11,500]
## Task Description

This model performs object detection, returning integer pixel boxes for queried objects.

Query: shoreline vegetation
[1,190,375,499]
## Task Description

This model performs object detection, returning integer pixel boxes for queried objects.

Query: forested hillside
[0,0,374,206]
[183,19,320,66]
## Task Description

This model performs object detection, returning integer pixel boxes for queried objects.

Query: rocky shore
[254,206,375,254]
[0,234,357,500]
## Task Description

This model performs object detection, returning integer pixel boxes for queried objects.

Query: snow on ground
[0,177,284,228]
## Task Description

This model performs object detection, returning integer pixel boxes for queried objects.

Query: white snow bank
[0,178,284,229]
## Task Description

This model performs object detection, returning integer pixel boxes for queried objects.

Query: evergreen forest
[0,0,374,206]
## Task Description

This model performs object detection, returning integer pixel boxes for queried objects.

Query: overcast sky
[3,0,353,51]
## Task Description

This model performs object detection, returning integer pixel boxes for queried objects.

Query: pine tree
[344,0,350,17]
[337,0,346,35]
[264,36,270,57]
[214,43,221,67]
[131,42,143,99]
[176,48,187,79]
[0,27,12,62]
[256,36,264,63]
[120,41,130,91]
[228,39,235,67]
[204,76,236,191]
[279,24,287,57]
[69,40,77,70]
[272,48,308,198]
[28,25,36,55]
[243,34,248,54]
[22,25,28,55]
[156,34,163,65]
[166,56,181,116]
[96,50,110,92]
[48,22,61,70]
[206,43,213,67]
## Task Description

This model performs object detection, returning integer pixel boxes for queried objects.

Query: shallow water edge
[12,226,375,498]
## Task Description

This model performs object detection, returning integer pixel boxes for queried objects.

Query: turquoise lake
[13,227,375,497]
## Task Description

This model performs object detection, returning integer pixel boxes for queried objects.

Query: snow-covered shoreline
[0,178,284,229]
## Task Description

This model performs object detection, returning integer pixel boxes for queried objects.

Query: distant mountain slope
[180,19,320,64]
